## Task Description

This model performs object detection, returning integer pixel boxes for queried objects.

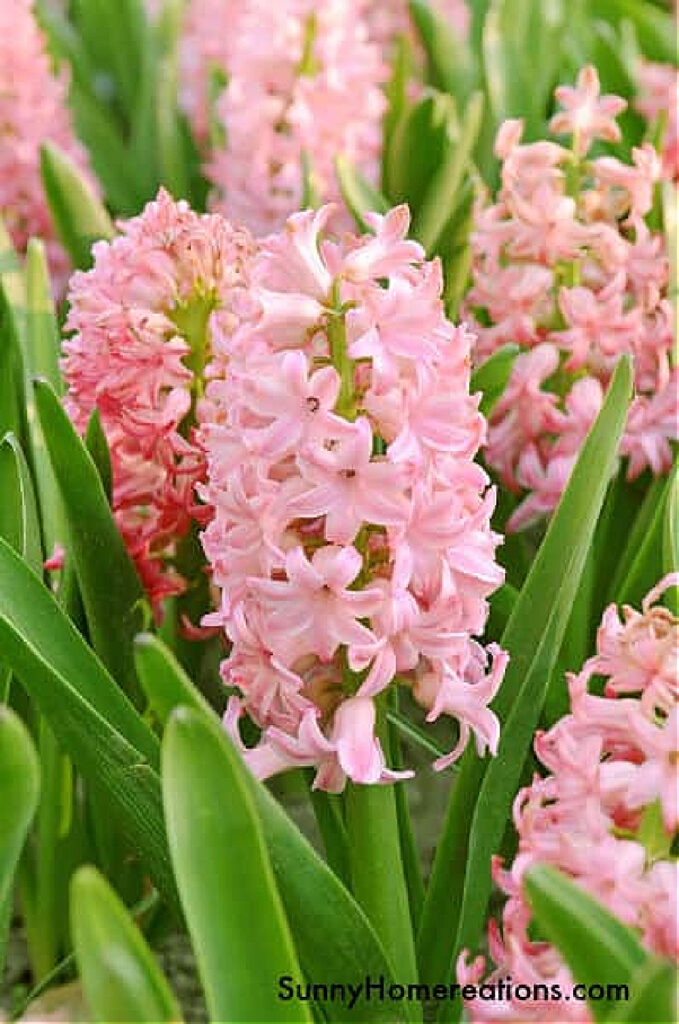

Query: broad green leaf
[71,866,182,1024]
[470,344,518,417]
[0,543,171,941]
[137,634,413,1023]
[40,143,114,271]
[608,956,678,1023]
[335,155,389,233]
[524,864,650,1023]
[0,709,40,974]
[35,380,144,699]
[417,357,633,992]
[163,709,311,1023]
[411,91,483,254]
[0,536,157,767]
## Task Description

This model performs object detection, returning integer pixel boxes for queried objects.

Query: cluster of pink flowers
[458,574,679,1022]
[199,203,508,791]
[635,60,679,182]
[466,66,677,531]
[62,189,255,612]
[0,0,97,291]
[203,0,387,235]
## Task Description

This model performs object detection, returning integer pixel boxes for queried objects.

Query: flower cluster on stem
[200,203,508,791]
[458,575,679,1022]
[466,66,677,532]
[62,189,255,613]
[204,0,387,234]
[0,0,98,291]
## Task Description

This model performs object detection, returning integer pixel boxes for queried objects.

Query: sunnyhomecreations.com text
[277,975,630,1011]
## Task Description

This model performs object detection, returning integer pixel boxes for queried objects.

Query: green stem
[344,707,419,998]
[304,771,351,886]
[327,285,356,420]
[387,698,425,934]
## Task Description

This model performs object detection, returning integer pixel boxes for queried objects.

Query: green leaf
[335,155,389,233]
[608,956,678,1023]
[162,708,311,1023]
[383,35,413,188]
[40,143,114,271]
[411,91,483,254]
[23,241,69,556]
[24,240,61,391]
[417,357,633,993]
[134,632,213,728]
[524,864,650,1023]
[71,866,182,1024]
[69,86,149,215]
[85,410,113,504]
[612,469,674,609]
[155,55,192,201]
[0,536,157,769]
[409,0,477,101]
[589,0,677,64]
[71,0,150,121]
[386,91,457,216]
[0,709,40,974]
[470,344,518,417]
[137,634,413,1023]
[0,222,28,445]
[35,379,144,699]
[0,433,39,697]
[0,434,42,570]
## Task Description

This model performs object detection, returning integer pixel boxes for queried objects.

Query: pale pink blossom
[459,578,679,1022]
[467,69,677,531]
[549,65,627,157]
[200,203,507,789]
[204,0,386,235]
[0,0,98,291]
[62,189,255,613]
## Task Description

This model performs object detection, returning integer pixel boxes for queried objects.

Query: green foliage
[0,709,40,975]
[40,143,114,270]
[163,708,311,1023]
[71,866,182,1023]
[525,864,677,1023]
